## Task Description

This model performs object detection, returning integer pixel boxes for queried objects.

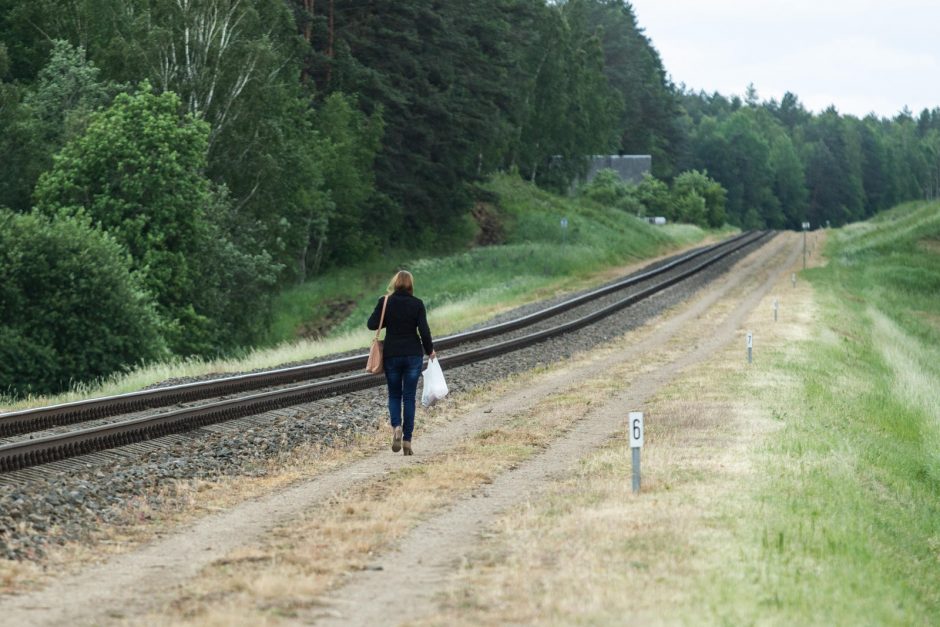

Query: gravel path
[0,236,769,561]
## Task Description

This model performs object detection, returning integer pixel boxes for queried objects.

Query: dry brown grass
[917,236,940,255]
[418,394,780,624]
[914,309,940,331]
[0,559,42,593]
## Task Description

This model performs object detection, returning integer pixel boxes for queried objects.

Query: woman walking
[367,270,435,455]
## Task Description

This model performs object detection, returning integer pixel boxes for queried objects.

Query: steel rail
[0,231,757,439]
[0,231,772,472]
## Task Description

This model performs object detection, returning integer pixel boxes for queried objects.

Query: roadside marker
[773,298,778,322]
[746,332,753,364]
[629,411,644,494]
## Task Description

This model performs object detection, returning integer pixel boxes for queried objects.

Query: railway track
[0,231,771,472]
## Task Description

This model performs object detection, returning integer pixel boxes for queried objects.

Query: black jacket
[367,290,434,358]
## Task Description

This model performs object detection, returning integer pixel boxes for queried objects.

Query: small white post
[791,273,796,288]
[629,411,644,494]
[746,332,753,364]
[773,298,778,322]
[802,222,810,269]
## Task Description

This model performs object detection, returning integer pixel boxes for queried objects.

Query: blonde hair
[387,270,414,295]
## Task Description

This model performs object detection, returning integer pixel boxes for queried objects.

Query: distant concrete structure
[584,154,651,185]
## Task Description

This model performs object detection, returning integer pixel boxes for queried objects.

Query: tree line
[677,87,940,230]
[1,0,938,396]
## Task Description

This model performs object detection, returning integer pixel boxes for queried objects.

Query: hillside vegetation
[3,0,940,394]
[271,174,706,345]
[1,175,707,411]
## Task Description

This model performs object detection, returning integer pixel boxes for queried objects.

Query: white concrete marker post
[629,411,644,494]
[773,298,778,322]
[746,332,753,364]
[791,273,796,288]
[802,221,810,269]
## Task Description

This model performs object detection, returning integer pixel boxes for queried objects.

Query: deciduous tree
[0,210,165,396]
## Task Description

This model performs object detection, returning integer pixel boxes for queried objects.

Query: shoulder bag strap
[375,295,389,340]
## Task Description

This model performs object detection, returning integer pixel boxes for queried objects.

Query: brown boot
[392,426,402,452]
[402,440,413,456]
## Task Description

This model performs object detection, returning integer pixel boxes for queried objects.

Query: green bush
[33,83,278,355]
[580,169,727,229]
[0,210,165,397]
[632,174,672,217]
[672,170,727,227]
[581,169,627,206]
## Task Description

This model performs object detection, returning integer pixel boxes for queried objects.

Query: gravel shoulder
[0,234,796,626]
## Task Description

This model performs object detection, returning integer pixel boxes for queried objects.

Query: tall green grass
[273,173,706,341]
[720,201,940,623]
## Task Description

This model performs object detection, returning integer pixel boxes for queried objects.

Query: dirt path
[307,235,801,625]
[0,235,797,627]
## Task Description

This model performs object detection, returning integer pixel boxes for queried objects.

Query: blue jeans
[384,354,423,441]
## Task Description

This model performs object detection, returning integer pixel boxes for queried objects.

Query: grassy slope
[706,202,940,622]
[1,174,707,411]
[749,201,940,621]
[270,174,705,344]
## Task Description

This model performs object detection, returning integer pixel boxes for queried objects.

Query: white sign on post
[746,332,753,349]
[629,411,644,448]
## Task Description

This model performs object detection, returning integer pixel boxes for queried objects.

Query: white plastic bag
[421,357,449,407]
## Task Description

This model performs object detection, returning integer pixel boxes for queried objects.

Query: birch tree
[152,0,262,148]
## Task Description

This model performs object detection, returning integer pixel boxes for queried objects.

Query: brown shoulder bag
[365,295,389,374]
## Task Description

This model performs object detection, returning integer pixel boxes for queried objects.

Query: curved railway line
[0,230,772,472]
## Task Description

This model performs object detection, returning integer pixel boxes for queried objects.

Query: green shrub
[0,210,165,397]
[672,170,727,227]
[633,174,672,217]
[580,169,727,229]
[33,83,278,355]
[581,169,627,206]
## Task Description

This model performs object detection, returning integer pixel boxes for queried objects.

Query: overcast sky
[628,0,940,118]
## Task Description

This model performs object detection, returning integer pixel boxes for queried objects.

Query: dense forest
[2,0,940,396]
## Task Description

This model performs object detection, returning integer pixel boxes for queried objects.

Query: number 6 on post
[629,412,644,448]
[629,411,643,494]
